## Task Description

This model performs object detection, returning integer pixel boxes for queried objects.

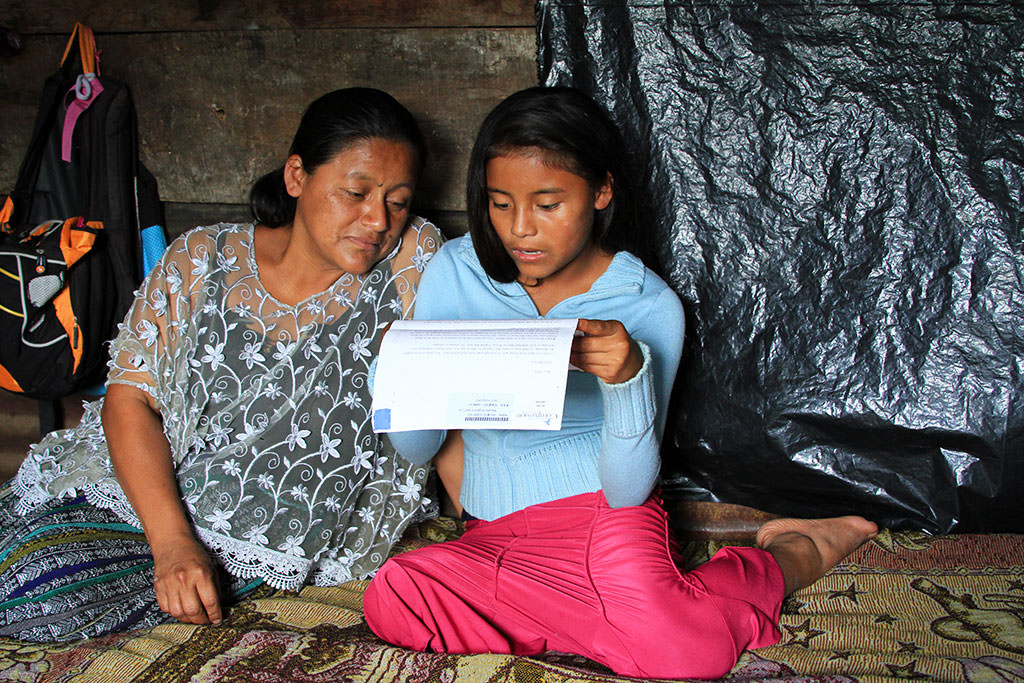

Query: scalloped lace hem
[193,527,313,590]
[11,467,427,590]
[82,484,320,590]
[12,461,84,517]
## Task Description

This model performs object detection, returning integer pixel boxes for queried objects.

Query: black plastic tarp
[537,0,1024,532]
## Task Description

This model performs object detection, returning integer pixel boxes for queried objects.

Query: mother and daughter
[0,82,874,678]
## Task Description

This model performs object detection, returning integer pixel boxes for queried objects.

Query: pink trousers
[364,492,784,679]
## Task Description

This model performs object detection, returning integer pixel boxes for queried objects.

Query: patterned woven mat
[1,519,1021,683]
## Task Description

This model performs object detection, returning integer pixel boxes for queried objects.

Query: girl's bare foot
[756,516,878,594]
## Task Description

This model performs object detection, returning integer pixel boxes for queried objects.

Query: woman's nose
[363,199,388,231]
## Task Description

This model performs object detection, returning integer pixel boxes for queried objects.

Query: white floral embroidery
[303,339,323,359]
[351,445,374,472]
[204,508,233,533]
[208,422,233,448]
[319,436,342,462]
[137,319,160,347]
[165,264,183,295]
[273,341,296,361]
[240,342,266,369]
[286,424,311,451]
[412,245,432,272]
[244,525,269,545]
[348,333,372,360]
[199,342,225,370]
[397,477,421,503]
[278,535,305,556]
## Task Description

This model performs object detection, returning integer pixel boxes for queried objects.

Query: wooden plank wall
[1,1,538,239]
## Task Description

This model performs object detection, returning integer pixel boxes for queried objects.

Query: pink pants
[364,492,784,679]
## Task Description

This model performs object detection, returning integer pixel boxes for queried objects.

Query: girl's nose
[510,209,536,237]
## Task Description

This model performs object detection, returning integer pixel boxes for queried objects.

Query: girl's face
[485,151,612,291]
[285,137,416,276]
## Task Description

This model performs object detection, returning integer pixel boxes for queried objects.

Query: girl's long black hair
[466,86,650,282]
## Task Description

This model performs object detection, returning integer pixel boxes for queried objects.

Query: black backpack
[0,23,164,400]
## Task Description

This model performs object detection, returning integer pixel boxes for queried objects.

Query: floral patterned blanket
[2,517,1022,683]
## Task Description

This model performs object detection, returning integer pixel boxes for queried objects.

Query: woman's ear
[283,154,306,199]
[594,173,613,211]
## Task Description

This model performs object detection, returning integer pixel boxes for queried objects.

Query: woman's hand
[151,533,222,625]
[571,318,644,384]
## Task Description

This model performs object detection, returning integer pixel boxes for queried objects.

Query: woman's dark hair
[466,86,647,283]
[250,88,426,227]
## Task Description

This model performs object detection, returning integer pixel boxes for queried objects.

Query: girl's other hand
[571,318,643,384]
[151,534,223,625]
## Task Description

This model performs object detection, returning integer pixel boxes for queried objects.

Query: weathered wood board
[1,28,537,216]
[3,0,536,32]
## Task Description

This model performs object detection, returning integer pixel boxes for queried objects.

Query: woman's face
[285,138,417,276]
[485,151,612,288]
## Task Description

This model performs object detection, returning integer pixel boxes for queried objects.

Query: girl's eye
[490,199,510,210]
[538,203,561,211]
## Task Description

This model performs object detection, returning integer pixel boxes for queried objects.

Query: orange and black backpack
[0,24,164,400]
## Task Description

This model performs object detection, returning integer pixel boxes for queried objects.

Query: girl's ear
[594,173,613,211]
[283,154,306,199]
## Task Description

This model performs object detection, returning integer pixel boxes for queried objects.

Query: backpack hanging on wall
[0,23,165,401]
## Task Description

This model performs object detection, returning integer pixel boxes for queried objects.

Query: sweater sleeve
[598,283,686,507]
[597,341,661,507]
[384,429,447,465]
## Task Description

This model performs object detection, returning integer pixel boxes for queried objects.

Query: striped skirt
[0,483,261,642]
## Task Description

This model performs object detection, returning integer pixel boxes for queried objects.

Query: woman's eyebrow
[346,171,413,190]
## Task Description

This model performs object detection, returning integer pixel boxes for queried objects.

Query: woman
[0,88,443,642]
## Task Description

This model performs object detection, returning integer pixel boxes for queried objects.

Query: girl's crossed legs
[365,492,791,679]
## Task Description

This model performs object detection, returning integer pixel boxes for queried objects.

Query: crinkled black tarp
[537,0,1024,532]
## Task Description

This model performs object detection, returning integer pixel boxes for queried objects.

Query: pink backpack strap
[59,24,103,163]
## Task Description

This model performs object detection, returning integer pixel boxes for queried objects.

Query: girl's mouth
[513,249,544,262]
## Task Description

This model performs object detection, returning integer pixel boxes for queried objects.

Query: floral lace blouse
[14,218,443,589]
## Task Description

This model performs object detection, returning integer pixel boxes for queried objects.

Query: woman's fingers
[197,576,223,624]
[170,575,220,624]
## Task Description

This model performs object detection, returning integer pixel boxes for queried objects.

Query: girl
[364,87,877,680]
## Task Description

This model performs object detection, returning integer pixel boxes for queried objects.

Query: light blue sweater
[386,235,685,520]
